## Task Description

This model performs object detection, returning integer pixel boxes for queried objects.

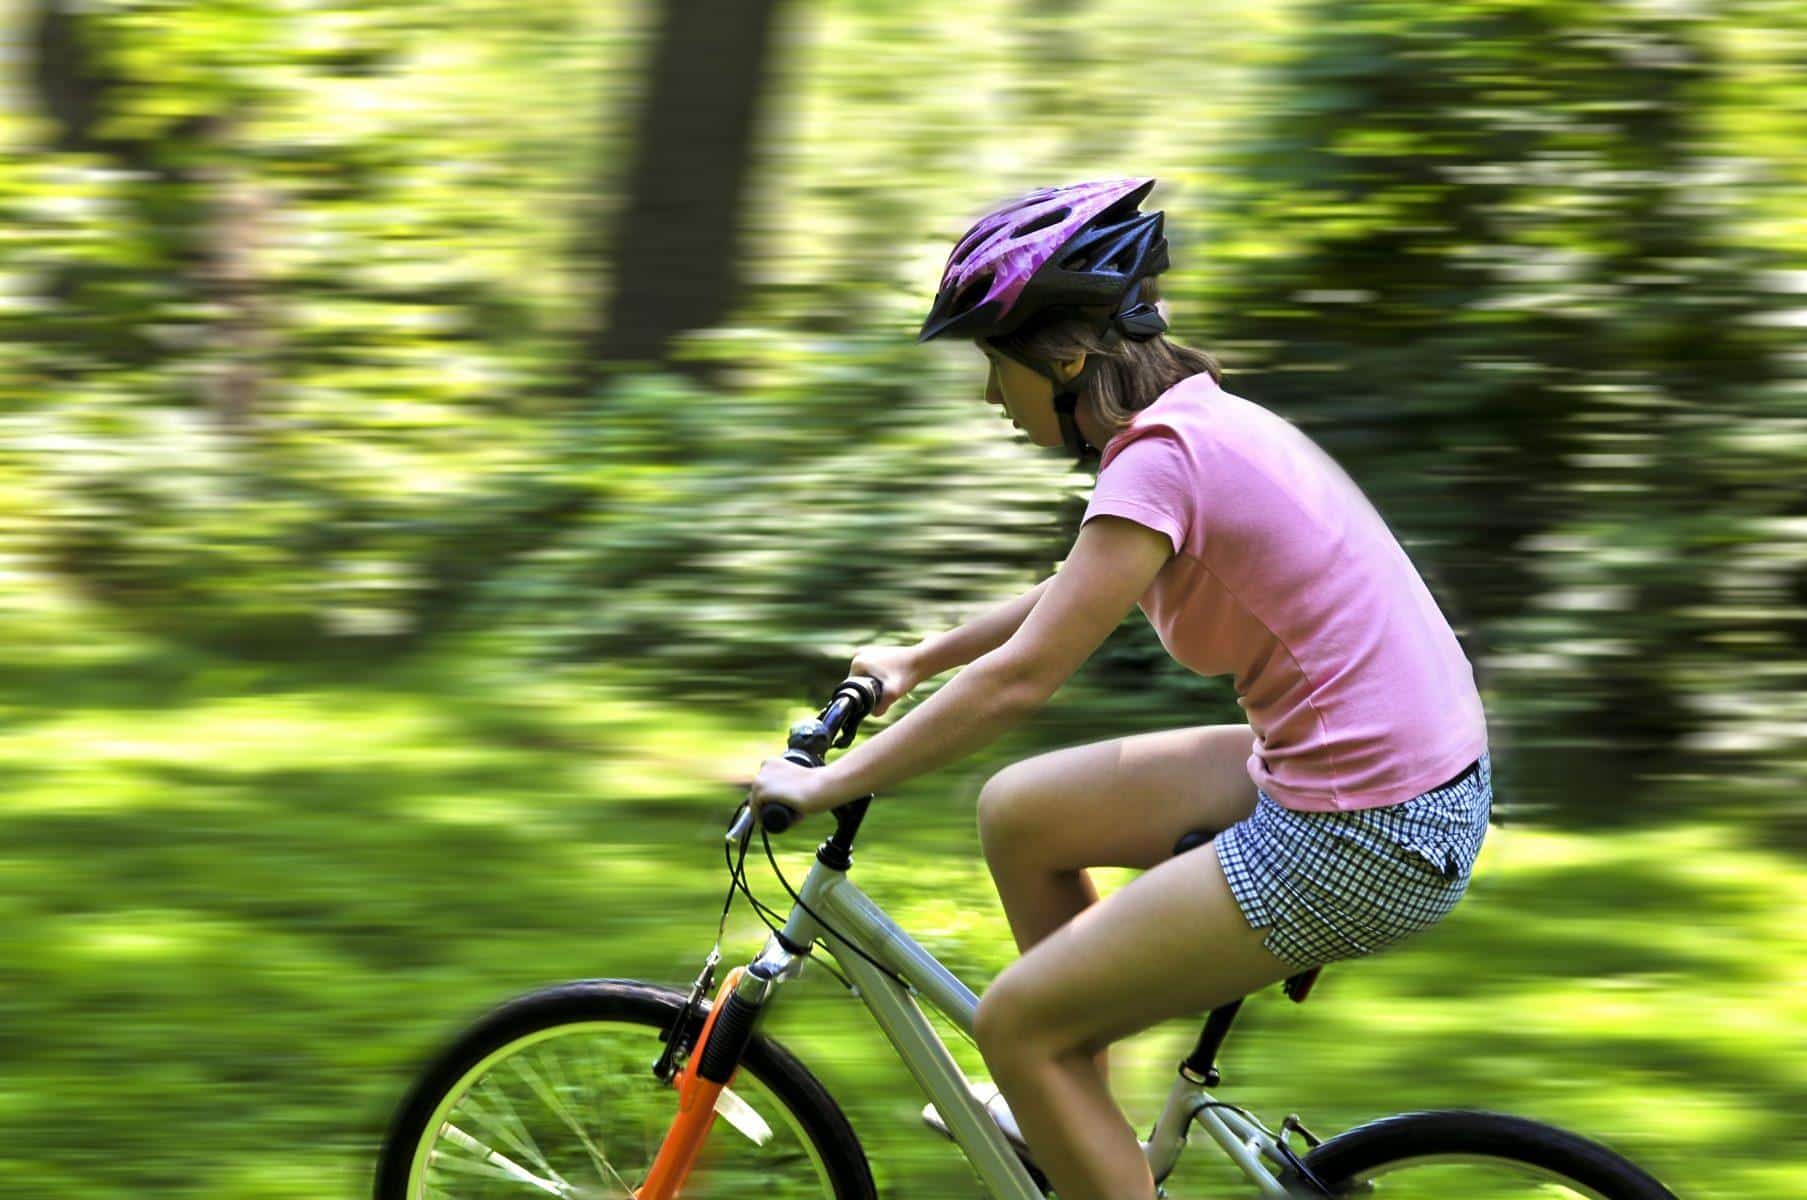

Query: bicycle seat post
[1179,998,1242,1087]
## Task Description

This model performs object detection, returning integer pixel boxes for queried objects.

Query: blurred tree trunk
[193,130,272,430]
[584,0,787,384]
[422,0,796,628]
[31,0,113,156]
[31,0,271,429]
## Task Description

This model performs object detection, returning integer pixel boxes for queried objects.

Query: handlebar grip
[723,676,886,844]
[725,797,798,841]
[759,747,817,833]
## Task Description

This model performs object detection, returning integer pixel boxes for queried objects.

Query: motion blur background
[2,0,1803,1195]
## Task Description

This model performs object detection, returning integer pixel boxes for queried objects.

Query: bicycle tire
[373,978,877,1200]
[1297,1108,1678,1199]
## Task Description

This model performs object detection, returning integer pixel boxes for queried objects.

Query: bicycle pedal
[920,1097,1032,1159]
[921,1096,1052,1194]
[919,1101,950,1139]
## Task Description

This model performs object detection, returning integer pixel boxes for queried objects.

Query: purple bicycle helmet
[918,177,1172,460]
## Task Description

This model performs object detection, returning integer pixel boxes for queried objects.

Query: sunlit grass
[1,569,1799,1198]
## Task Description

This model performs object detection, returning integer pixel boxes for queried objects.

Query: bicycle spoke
[712,1085,774,1145]
[403,1015,845,1199]
[596,1034,655,1166]
[527,1049,610,1176]
[433,1123,573,1196]
[514,1047,639,1198]
[459,1086,564,1185]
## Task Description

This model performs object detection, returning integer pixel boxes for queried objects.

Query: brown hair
[985,276,1221,439]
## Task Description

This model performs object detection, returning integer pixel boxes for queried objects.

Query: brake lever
[831,676,884,749]
[725,676,883,841]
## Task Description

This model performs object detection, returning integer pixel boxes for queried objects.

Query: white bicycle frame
[732,846,1321,1199]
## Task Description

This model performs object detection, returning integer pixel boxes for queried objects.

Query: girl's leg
[973,841,1299,1200]
[975,725,1261,1107]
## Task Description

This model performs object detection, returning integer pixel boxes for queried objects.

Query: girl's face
[979,342,1079,449]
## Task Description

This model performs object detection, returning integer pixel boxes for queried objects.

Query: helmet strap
[1045,352,1109,465]
[1048,287,1168,463]
[987,339,1088,463]
[989,344,1110,465]
[990,286,1161,467]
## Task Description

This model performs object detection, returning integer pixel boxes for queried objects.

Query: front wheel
[374,978,876,1200]
[1297,1109,1677,1199]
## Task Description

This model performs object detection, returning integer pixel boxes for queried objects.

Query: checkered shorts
[1215,752,1492,971]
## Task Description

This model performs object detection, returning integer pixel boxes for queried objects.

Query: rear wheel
[374,979,876,1199]
[1297,1109,1677,1199]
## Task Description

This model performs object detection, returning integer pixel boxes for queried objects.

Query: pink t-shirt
[1081,372,1487,812]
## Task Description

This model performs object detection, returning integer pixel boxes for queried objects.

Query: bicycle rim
[1323,1155,1612,1197]
[403,1019,839,1199]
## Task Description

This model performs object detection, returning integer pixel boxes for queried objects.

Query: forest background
[1,0,1803,1195]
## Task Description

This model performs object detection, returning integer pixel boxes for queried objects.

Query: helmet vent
[1010,206,1070,240]
[1094,189,1147,226]
[950,227,994,267]
[950,269,996,316]
[917,178,1165,345]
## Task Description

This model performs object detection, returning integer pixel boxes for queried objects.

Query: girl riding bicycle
[749,177,1491,1200]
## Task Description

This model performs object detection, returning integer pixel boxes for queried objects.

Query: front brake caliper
[652,952,719,1083]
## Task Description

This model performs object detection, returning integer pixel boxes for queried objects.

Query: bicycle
[374,676,1680,1199]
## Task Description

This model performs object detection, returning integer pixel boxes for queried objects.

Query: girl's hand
[747,755,835,824]
[848,645,924,717]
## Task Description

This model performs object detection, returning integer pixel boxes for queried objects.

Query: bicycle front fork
[637,935,808,1200]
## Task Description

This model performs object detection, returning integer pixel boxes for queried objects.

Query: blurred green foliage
[1202,0,1807,821]
[4,0,1802,831]
[2,0,1804,1195]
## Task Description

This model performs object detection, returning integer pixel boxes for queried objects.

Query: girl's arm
[808,517,1170,805]
[911,577,1054,678]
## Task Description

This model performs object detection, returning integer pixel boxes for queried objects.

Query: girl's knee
[974,967,1046,1056]
[976,964,1093,1064]
[976,761,1041,856]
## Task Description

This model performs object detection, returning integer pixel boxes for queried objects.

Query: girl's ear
[1056,353,1088,383]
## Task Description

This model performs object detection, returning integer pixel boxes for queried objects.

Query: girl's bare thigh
[977,723,1260,873]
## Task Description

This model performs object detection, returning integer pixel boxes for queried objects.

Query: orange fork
[634,967,746,1199]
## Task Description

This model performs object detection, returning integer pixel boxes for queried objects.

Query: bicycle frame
[741,846,1316,1200]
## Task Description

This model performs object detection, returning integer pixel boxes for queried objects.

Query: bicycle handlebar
[726,675,884,843]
